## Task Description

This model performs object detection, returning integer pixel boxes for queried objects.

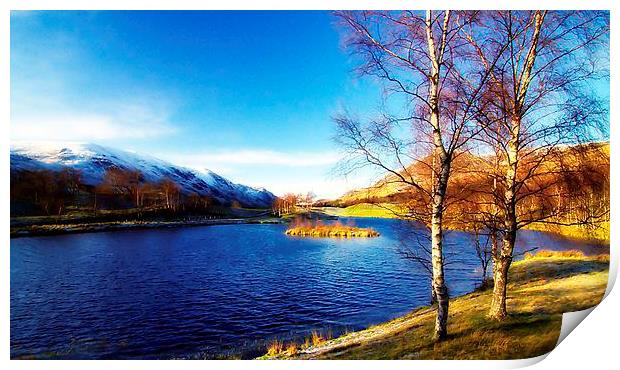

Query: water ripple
[10,219,606,359]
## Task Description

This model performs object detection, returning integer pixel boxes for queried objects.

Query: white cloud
[158,149,371,199]
[10,25,178,143]
[263,176,374,200]
[11,96,178,143]
[11,114,176,142]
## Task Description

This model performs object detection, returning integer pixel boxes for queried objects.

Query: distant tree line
[11,168,82,216]
[10,167,226,217]
[271,192,316,216]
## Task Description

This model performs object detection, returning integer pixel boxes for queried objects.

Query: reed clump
[266,340,284,357]
[285,219,379,238]
[311,330,327,346]
[262,330,332,359]
[285,343,298,356]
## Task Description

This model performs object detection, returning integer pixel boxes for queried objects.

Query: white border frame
[2,2,617,369]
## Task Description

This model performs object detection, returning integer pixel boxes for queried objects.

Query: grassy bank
[319,203,404,218]
[259,253,609,360]
[527,221,610,242]
[10,217,286,238]
[321,203,610,242]
[11,206,271,226]
[10,206,280,238]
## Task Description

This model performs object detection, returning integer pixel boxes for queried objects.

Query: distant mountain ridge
[10,142,276,208]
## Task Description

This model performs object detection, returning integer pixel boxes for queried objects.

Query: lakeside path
[10,217,286,238]
[259,254,609,360]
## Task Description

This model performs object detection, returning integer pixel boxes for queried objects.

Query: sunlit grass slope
[320,203,405,218]
[527,221,610,242]
[260,253,609,360]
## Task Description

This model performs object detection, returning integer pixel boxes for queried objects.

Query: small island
[285,220,379,238]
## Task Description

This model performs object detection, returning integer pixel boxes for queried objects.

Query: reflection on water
[10,218,607,359]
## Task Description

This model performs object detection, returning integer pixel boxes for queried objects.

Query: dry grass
[311,330,326,346]
[524,249,585,259]
[285,219,379,238]
[266,340,284,357]
[285,343,298,356]
[260,330,333,359]
[527,221,610,242]
[259,254,609,360]
[524,249,609,262]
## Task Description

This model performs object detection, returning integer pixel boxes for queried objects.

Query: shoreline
[10,217,286,238]
[318,206,610,244]
[9,208,345,239]
[10,211,610,245]
[258,254,609,360]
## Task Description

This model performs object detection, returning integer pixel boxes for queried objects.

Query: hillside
[330,142,610,240]
[336,142,609,207]
[10,142,276,208]
[336,150,491,206]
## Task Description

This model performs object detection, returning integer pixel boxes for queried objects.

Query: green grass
[322,203,609,242]
[526,221,610,242]
[260,255,609,360]
[319,203,405,218]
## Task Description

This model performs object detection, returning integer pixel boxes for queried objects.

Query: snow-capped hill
[10,142,276,208]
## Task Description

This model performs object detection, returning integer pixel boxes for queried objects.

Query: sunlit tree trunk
[426,10,451,341]
[430,165,449,339]
[489,11,545,319]
[334,9,504,340]
[490,134,519,318]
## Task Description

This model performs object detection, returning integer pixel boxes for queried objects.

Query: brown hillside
[335,142,610,215]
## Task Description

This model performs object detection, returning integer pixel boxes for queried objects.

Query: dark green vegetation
[260,253,609,360]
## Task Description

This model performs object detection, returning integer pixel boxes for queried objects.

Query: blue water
[10,218,607,359]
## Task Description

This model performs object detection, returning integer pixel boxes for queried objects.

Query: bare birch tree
[333,10,504,340]
[463,10,609,319]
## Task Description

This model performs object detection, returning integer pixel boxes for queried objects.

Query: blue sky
[10,11,383,198]
[10,11,610,199]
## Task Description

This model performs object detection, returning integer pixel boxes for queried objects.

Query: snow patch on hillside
[10,141,276,208]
